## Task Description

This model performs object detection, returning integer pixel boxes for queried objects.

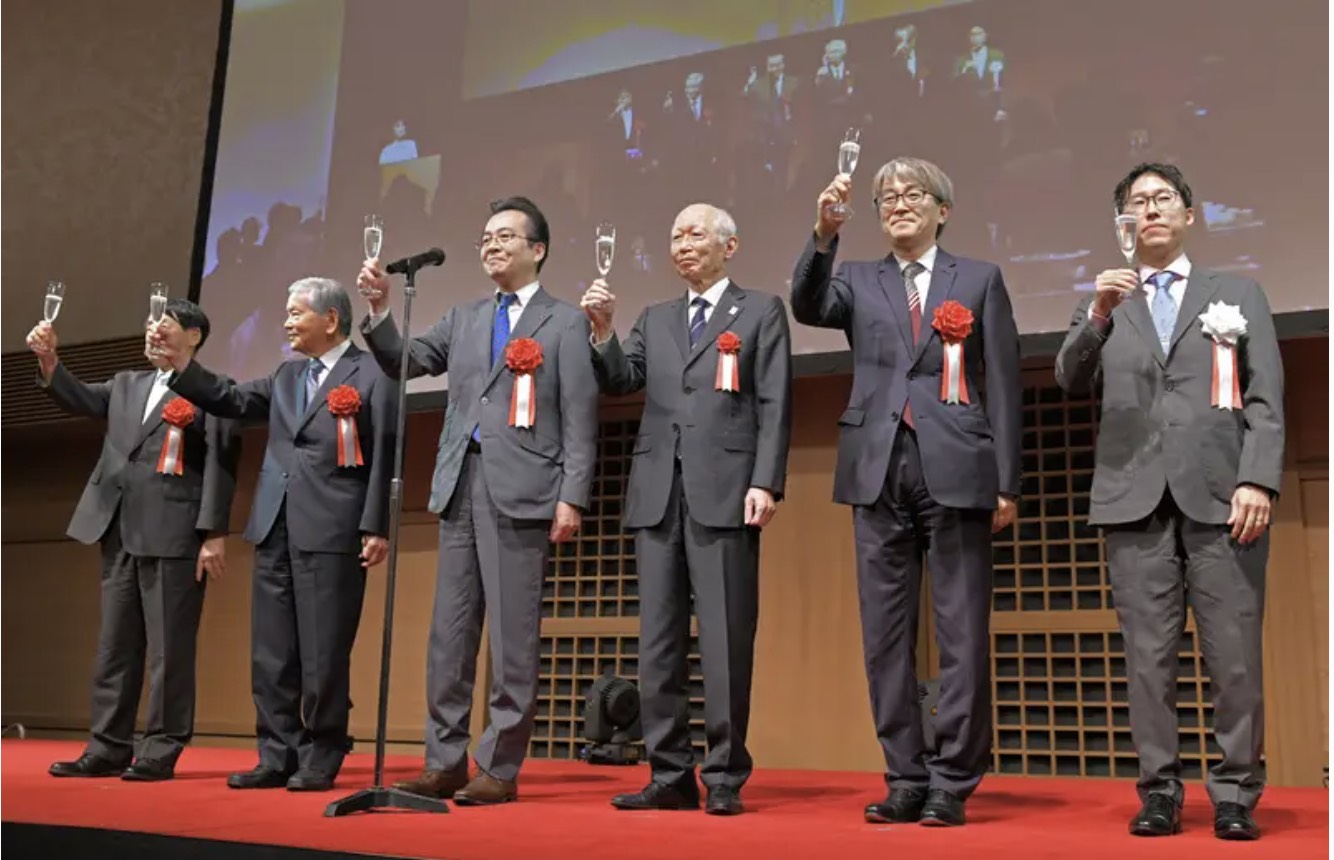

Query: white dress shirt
[308,337,353,376]
[896,245,939,306]
[143,369,174,423]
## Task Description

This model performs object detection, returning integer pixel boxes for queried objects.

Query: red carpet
[2,740,1327,859]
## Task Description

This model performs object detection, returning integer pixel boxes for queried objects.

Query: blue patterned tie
[1149,271,1179,353]
[474,292,518,442]
[300,358,322,413]
[688,296,709,348]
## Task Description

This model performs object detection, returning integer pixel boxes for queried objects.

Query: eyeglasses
[875,189,935,209]
[475,230,538,251]
[1123,190,1180,213]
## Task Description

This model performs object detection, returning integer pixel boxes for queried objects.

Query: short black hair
[164,298,211,349]
[1114,162,1194,212]
[490,196,551,272]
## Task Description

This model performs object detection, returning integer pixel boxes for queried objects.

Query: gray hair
[685,72,704,87]
[871,157,955,235]
[677,202,738,241]
[288,277,352,337]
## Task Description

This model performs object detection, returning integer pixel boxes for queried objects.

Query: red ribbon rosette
[716,331,741,392]
[931,300,974,404]
[326,385,364,467]
[156,397,196,476]
[505,338,544,428]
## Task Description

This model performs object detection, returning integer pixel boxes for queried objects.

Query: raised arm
[591,307,649,396]
[41,362,118,419]
[749,296,794,499]
[170,359,274,422]
[361,308,453,380]
[790,233,854,330]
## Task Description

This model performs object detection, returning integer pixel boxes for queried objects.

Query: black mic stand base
[325,786,449,817]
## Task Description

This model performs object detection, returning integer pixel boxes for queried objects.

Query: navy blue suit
[791,233,1021,798]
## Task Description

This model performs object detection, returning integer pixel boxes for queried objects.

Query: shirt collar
[896,244,939,274]
[310,338,352,370]
[497,280,541,309]
[688,276,731,306]
[1139,253,1191,287]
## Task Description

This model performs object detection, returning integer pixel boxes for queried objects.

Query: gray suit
[171,344,397,776]
[362,286,598,782]
[41,364,240,765]
[593,282,792,790]
[1055,267,1283,809]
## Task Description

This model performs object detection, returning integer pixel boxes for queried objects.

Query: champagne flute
[829,128,861,218]
[1114,213,1138,268]
[43,281,65,323]
[148,282,169,357]
[595,223,616,278]
[362,215,384,298]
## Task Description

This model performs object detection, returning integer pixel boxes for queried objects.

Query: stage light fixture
[579,674,643,766]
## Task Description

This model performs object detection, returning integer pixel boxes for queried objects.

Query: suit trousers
[252,503,366,776]
[637,461,760,790]
[86,519,206,765]
[425,449,550,782]
[852,426,995,798]
[1103,490,1267,808]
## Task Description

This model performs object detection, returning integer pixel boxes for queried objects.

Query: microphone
[386,247,445,275]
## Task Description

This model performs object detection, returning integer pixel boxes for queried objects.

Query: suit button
[1163,380,1175,392]
[683,385,695,394]
[481,396,489,405]
[907,371,917,381]
[890,412,900,422]
[281,472,288,479]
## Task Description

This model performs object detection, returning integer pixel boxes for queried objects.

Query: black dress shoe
[865,788,926,823]
[286,769,335,792]
[227,766,293,789]
[611,780,700,810]
[920,789,966,827]
[705,786,744,816]
[1214,802,1260,841]
[122,759,174,782]
[1129,793,1181,836]
[49,754,126,778]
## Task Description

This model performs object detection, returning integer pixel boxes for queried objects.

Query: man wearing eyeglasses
[357,197,599,805]
[1055,163,1283,841]
[790,158,1022,828]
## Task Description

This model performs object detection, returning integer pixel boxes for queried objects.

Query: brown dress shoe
[453,771,518,806]
[393,769,469,799]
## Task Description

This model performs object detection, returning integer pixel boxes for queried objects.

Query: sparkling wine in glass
[595,223,616,278]
[148,282,169,357]
[1114,213,1138,268]
[43,281,65,323]
[830,128,861,218]
[364,214,384,260]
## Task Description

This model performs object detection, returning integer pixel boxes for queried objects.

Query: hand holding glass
[1114,214,1138,268]
[362,215,384,298]
[595,223,616,278]
[43,281,65,323]
[829,129,861,218]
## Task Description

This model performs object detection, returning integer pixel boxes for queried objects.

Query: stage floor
[2,740,1327,859]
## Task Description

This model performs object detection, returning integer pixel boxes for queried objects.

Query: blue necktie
[688,296,709,348]
[1149,271,1179,353]
[474,293,518,442]
[300,358,322,413]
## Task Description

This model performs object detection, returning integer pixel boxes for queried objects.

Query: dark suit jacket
[1054,269,1284,526]
[593,282,793,530]
[361,287,599,520]
[791,235,1022,509]
[40,364,241,559]
[170,343,396,554]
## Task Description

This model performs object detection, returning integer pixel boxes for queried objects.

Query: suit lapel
[876,259,915,356]
[128,371,161,454]
[665,296,690,363]
[296,345,361,434]
[1167,270,1219,358]
[1120,294,1166,367]
[684,283,746,370]
[914,252,958,363]
[482,288,556,395]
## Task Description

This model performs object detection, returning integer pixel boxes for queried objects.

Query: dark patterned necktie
[689,296,709,348]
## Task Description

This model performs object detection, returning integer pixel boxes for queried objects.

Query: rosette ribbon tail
[156,426,186,475]
[940,342,969,404]
[336,416,365,466]
[716,353,740,392]
[509,373,536,427]
[1211,342,1242,410]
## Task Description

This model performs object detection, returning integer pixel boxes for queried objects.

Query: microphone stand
[325,262,449,817]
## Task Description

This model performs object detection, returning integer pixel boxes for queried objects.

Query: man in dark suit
[158,278,396,792]
[791,158,1022,826]
[580,203,792,816]
[1055,163,1282,841]
[26,300,240,781]
[356,196,599,805]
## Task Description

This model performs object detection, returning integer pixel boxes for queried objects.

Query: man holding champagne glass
[27,298,241,782]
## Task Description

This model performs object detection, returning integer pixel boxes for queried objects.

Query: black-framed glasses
[875,189,935,209]
[475,230,538,251]
[1123,190,1180,213]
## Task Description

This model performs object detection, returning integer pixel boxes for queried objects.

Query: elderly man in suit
[28,300,240,782]
[580,203,792,816]
[158,278,396,792]
[791,158,1021,827]
[356,196,599,805]
[1055,163,1282,841]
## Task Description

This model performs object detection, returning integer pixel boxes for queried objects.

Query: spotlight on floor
[579,674,643,766]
